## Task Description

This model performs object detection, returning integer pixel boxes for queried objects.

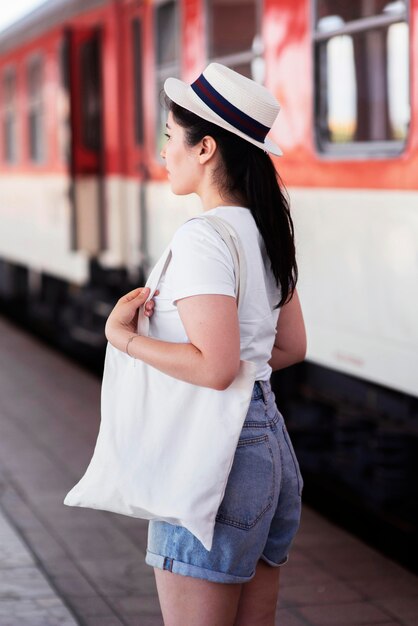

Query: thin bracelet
[126,335,138,358]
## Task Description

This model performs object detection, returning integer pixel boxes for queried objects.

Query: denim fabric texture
[145,380,303,583]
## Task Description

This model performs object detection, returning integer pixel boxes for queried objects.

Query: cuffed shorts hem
[260,553,288,567]
[145,549,255,584]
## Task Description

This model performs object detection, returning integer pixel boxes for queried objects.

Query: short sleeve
[165,219,236,305]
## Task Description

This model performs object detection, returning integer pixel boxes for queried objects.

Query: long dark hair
[167,98,298,308]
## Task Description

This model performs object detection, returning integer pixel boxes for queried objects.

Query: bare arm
[269,289,307,371]
[125,294,241,391]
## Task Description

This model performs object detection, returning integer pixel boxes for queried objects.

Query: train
[0,0,417,570]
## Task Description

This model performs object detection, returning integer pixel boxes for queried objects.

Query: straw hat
[164,63,283,156]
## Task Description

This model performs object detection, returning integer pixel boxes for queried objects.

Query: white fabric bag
[64,215,256,551]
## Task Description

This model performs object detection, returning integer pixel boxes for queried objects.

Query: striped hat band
[191,73,270,143]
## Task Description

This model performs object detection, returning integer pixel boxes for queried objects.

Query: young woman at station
[105,63,306,626]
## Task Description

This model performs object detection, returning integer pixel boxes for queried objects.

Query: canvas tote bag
[64,215,256,550]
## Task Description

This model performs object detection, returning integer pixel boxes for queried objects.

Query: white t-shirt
[148,205,281,380]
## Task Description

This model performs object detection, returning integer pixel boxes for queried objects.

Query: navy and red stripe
[190,74,269,142]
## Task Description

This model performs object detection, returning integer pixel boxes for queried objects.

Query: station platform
[0,316,417,626]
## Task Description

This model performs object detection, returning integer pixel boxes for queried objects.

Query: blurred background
[0,0,417,580]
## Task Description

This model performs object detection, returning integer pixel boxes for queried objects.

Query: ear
[197,135,217,164]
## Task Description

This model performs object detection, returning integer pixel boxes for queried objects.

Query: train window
[314,0,410,157]
[156,1,178,67]
[132,18,144,146]
[155,0,180,156]
[27,56,45,163]
[2,67,18,164]
[80,36,101,152]
[206,0,263,82]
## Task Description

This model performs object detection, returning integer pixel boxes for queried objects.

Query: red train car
[0,0,417,566]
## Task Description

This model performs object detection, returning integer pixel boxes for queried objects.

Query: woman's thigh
[234,560,280,626]
[154,568,242,626]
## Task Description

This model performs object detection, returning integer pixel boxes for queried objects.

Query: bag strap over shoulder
[193,215,247,311]
[137,214,246,336]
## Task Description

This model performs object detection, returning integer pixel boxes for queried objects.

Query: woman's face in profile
[160,111,201,196]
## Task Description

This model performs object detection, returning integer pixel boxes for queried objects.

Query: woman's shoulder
[169,217,237,272]
[171,216,228,249]
[173,207,254,240]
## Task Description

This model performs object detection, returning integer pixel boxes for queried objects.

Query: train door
[119,1,148,273]
[64,26,105,254]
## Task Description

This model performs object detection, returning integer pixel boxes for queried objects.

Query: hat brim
[164,77,283,157]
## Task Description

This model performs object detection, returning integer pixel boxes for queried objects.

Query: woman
[105,63,306,626]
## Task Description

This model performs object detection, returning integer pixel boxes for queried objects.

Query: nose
[160,146,166,159]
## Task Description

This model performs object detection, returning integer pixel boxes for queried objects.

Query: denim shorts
[145,380,303,584]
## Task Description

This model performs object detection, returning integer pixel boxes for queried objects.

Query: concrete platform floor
[0,316,417,626]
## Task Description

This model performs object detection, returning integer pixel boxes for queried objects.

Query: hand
[105,286,150,347]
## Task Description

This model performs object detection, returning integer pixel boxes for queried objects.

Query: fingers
[144,300,155,317]
[119,287,159,318]
[144,290,159,317]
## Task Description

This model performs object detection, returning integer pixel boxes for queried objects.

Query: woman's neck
[199,189,245,212]
[195,160,246,211]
